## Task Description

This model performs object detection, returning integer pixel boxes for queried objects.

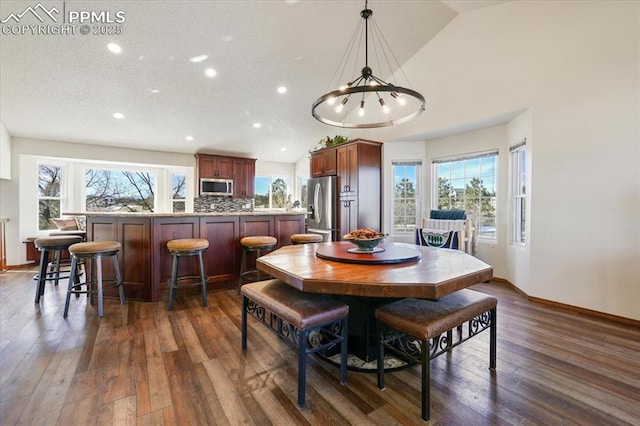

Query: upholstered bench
[241,279,349,407]
[376,289,497,421]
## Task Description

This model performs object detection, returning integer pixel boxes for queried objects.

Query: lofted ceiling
[0,0,507,164]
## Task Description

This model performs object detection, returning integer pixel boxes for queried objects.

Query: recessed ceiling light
[205,68,217,77]
[190,55,208,63]
[113,112,124,119]
[280,147,287,152]
[107,43,122,54]
[185,136,194,141]
[277,86,287,94]
[253,123,261,128]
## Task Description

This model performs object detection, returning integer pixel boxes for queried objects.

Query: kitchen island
[83,211,306,302]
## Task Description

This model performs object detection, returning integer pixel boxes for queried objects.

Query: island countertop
[85,211,306,302]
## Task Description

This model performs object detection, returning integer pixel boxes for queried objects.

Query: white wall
[390,1,639,319]
[0,122,11,180]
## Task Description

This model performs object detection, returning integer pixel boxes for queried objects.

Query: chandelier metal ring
[312,85,425,129]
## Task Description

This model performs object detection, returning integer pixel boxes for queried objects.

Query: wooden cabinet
[200,216,239,285]
[337,143,358,197]
[339,197,358,239]
[196,153,256,198]
[233,158,256,198]
[335,139,383,237]
[310,149,337,177]
[151,216,200,301]
[87,213,304,301]
[196,154,234,179]
[88,216,152,301]
[274,214,305,248]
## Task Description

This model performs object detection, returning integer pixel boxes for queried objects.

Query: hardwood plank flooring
[1,267,638,425]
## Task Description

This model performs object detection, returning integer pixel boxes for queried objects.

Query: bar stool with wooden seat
[166,238,209,310]
[33,235,83,304]
[238,236,277,293]
[64,240,125,318]
[290,233,323,245]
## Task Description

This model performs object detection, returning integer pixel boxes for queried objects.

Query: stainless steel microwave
[200,178,233,196]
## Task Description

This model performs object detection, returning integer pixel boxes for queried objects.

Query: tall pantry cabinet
[310,139,382,237]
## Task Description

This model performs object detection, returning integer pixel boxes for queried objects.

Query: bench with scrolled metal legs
[241,279,349,407]
[376,289,497,421]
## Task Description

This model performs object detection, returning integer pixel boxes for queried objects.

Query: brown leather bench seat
[241,279,349,407]
[376,289,497,421]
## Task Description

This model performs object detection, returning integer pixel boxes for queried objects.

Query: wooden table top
[257,241,493,299]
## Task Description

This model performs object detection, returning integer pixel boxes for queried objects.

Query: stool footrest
[167,275,209,289]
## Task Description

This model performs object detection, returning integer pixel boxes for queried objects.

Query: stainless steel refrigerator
[306,176,338,242]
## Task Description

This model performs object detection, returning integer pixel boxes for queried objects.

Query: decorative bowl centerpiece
[343,228,387,253]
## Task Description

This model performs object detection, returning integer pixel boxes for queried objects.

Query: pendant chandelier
[312,0,426,129]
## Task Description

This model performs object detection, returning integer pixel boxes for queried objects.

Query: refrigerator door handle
[314,183,322,224]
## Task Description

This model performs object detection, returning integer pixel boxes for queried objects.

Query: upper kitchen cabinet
[336,139,382,197]
[196,154,234,179]
[310,148,337,177]
[233,158,256,198]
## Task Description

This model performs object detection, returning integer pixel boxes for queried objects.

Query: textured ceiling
[0,0,506,163]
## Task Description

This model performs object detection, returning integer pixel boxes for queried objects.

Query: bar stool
[64,241,125,318]
[34,235,83,303]
[238,236,277,294]
[167,238,209,310]
[290,233,323,245]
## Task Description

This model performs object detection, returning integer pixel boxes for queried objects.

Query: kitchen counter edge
[64,211,307,218]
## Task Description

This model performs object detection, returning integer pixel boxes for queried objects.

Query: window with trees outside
[392,161,421,233]
[38,164,63,231]
[85,168,156,213]
[171,170,187,213]
[254,176,289,209]
[433,150,498,240]
[510,140,526,244]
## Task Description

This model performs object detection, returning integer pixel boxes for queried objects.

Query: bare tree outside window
[85,169,156,212]
[172,172,187,212]
[38,164,62,230]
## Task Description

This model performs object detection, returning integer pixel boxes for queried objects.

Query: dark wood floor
[1,267,639,425]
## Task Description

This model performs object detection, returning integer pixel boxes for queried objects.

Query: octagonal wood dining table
[256,241,493,364]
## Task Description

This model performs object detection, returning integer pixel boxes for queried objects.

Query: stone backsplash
[194,196,253,213]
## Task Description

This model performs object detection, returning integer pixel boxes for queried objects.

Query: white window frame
[37,161,66,231]
[82,165,158,213]
[510,140,527,245]
[254,175,290,210]
[391,160,422,235]
[169,168,188,213]
[431,150,498,242]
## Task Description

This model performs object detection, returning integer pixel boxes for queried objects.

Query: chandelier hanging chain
[325,17,364,94]
[311,0,426,128]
